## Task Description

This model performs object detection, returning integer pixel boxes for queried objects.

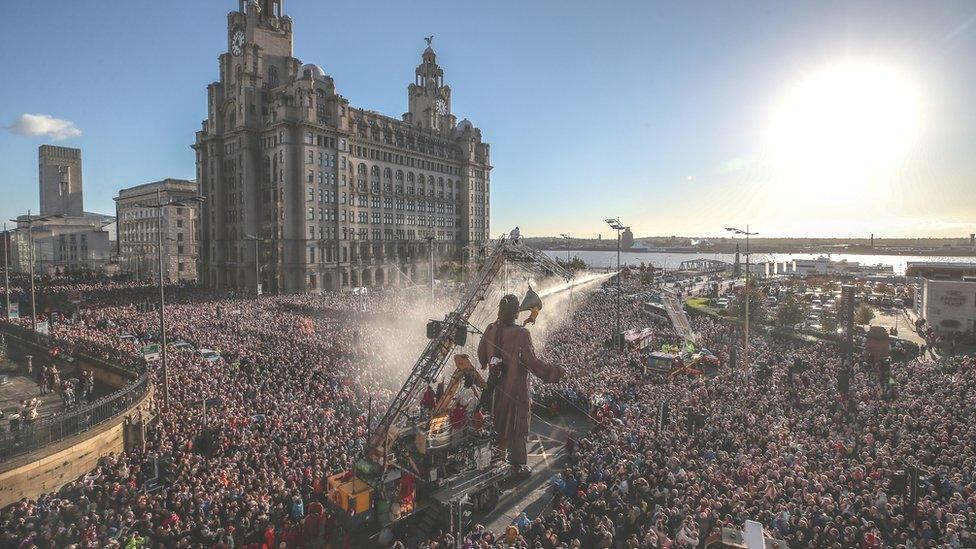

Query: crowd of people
[436,280,976,548]
[0,273,974,548]
[0,281,466,548]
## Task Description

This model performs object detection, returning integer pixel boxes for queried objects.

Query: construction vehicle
[326,236,572,543]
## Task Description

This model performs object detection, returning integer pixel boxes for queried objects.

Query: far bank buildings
[194,0,492,293]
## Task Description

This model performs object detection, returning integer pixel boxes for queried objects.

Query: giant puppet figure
[477,293,564,477]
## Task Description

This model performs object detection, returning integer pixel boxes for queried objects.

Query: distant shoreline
[531,244,976,257]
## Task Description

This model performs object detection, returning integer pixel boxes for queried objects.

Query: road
[480,411,591,534]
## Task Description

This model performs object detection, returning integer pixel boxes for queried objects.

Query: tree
[776,294,809,329]
[854,303,875,325]
[728,283,768,323]
[819,308,839,334]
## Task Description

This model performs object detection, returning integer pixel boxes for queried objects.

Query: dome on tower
[300,64,327,79]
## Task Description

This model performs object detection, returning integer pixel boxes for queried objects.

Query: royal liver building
[194,0,491,293]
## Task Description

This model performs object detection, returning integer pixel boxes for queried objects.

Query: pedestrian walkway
[0,372,64,431]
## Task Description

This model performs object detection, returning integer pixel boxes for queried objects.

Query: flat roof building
[115,179,199,283]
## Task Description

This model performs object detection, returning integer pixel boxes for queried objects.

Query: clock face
[231,28,246,56]
[434,98,448,116]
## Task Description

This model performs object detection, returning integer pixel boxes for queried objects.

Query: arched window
[268,66,279,87]
[358,163,367,175]
[371,165,380,177]
[395,170,404,181]
[406,172,414,183]
[384,168,392,179]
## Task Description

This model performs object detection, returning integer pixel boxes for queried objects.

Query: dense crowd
[1,283,458,548]
[440,281,976,548]
[0,274,974,548]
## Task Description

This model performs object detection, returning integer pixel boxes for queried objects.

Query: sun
[767,61,922,197]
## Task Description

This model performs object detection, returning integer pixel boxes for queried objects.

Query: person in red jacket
[421,383,436,411]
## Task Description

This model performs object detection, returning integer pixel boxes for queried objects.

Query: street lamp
[10,211,64,331]
[725,225,758,367]
[136,190,205,411]
[245,234,265,296]
[2,223,10,320]
[605,218,627,351]
[559,233,572,265]
[424,234,435,300]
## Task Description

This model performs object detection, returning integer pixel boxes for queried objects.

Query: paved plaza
[0,363,64,431]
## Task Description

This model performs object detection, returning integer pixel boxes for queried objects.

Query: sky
[1,0,974,239]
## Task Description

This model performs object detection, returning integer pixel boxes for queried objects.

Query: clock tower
[407,40,454,131]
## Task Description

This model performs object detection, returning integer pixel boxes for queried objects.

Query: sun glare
[768,61,922,197]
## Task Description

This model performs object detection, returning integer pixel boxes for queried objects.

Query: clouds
[4,113,82,140]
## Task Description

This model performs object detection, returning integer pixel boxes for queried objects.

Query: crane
[327,235,572,538]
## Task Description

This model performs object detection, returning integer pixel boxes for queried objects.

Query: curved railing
[0,323,151,462]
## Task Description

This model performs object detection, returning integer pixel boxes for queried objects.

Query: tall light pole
[245,234,264,296]
[606,218,627,352]
[726,226,758,367]
[137,190,205,411]
[425,234,435,300]
[560,233,574,300]
[2,223,10,320]
[11,212,63,331]
[559,233,572,265]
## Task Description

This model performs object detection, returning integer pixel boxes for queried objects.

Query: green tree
[728,283,768,323]
[819,308,839,333]
[776,294,809,328]
[854,303,875,325]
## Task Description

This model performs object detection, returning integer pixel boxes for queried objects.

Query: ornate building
[194,0,491,293]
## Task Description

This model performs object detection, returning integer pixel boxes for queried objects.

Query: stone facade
[39,145,84,218]
[115,179,200,282]
[9,215,114,275]
[194,0,491,293]
[9,146,115,275]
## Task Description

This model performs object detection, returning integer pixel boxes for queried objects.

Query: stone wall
[0,388,150,508]
[0,327,152,508]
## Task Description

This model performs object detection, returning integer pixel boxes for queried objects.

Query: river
[542,250,976,275]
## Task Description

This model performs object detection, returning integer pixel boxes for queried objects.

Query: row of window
[352,144,460,176]
[337,228,461,242]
